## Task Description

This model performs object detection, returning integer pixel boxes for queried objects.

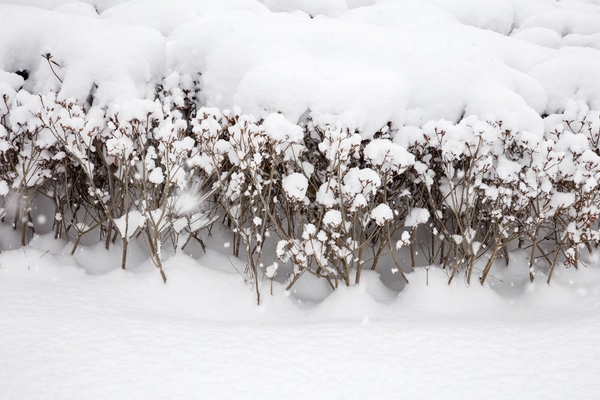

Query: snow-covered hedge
[2,78,600,299]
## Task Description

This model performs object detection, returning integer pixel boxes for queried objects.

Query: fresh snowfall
[1,0,600,399]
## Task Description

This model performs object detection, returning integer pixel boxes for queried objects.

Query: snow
[370,203,393,226]
[1,234,599,399]
[3,0,600,398]
[148,166,164,184]
[262,112,304,143]
[113,210,145,240]
[364,139,415,173]
[4,6,165,104]
[282,172,308,202]
[405,207,430,227]
[323,209,342,227]
[343,167,381,197]
[2,0,600,135]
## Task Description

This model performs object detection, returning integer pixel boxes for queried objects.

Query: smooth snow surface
[1,231,600,399]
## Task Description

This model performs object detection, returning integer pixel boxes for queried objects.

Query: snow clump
[282,173,308,202]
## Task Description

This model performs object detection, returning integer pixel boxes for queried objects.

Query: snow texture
[370,203,393,226]
[1,235,599,399]
[1,0,600,137]
[405,207,430,227]
[113,210,144,240]
[282,172,308,202]
[323,209,342,227]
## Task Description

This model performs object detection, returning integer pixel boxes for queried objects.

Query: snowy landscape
[1,0,600,398]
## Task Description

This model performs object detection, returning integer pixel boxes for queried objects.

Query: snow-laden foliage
[402,111,600,285]
[2,79,600,298]
[0,75,214,282]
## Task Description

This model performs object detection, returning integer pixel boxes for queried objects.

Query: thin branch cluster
[1,76,599,300]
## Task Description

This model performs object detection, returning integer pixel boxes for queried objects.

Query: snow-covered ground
[2,0,600,398]
[2,230,600,399]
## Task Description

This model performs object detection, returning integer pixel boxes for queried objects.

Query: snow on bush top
[0,4,165,105]
[282,172,309,203]
[3,0,600,136]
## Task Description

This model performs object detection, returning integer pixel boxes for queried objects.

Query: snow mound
[2,0,600,137]
[0,5,166,105]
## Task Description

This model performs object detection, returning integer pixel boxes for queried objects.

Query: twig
[42,53,63,83]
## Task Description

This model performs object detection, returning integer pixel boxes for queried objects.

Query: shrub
[1,79,599,302]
